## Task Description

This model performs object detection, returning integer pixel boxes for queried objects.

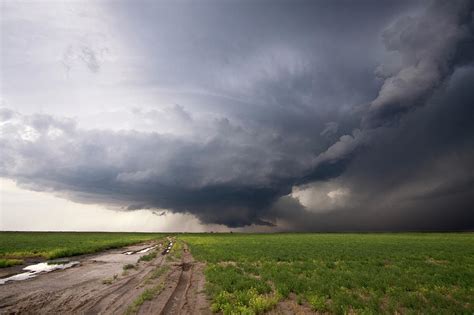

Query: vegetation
[123,263,136,270]
[169,239,183,260]
[149,265,169,281]
[3,232,472,313]
[0,258,23,268]
[180,233,474,314]
[144,265,170,286]
[102,274,118,285]
[0,232,164,266]
[126,282,165,315]
[139,251,158,262]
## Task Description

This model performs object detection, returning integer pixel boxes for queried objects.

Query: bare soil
[0,239,211,315]
[269,299,315,315]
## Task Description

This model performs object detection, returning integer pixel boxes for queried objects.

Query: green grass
[123,263,136,270]
[138,251,158,262]
[169,239,183,260]
[102,274,118,285]
[0,232,164,265]
[125,282,165,315]
[149,265,169,280]
[0,258,23,268]
[180,233,474,314]
[145,265,170,285]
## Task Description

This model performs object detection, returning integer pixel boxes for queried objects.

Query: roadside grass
[0,232,164,266]
[102,274,118,285]
[168,239,183,260]
[149,265,169,280]
[180,233,474,314]
[123,263,136,270]
[0,258,23,268]
[126,240,179,313]
[144,265,170,285]
[125,282,165,315]
[138,251,157,262]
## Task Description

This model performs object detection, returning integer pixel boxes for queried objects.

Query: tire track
[160,263,193,314]
[0,239,211,315]
[79,253,167,314]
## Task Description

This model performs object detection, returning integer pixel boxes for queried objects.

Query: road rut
[0,239,210,315]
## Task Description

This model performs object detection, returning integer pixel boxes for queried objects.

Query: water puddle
[124,245,157,255]
[137,245,157,254]
[162,241,173,255]
[0,261,79,285]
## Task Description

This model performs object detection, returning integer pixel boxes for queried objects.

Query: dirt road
[0,239,211,315]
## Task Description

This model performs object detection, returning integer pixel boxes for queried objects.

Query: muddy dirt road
[0,239,211,315]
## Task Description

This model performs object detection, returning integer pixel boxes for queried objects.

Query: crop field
[1,232,472,314]
[180,233,474,314]
[0,232,164,267]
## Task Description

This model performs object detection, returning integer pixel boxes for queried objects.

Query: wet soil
[0,240,211,315]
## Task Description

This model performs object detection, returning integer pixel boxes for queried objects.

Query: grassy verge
[102,274,118,285]
[169,239,183,260]
[180,233,474,314]
[125,282,165,315]
[126,263,168,315]
[123,263,136,271]
[138,251,158,262]
[149,265,169,280]
[0,258,23,268]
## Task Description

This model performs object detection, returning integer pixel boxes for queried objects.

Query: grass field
[1,232,472,314]
[0,232,164,267]
[180,233,474,314]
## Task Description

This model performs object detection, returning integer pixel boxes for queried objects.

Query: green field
[1,232,472,314]
[180,233,474,314]
[0,232,164,267]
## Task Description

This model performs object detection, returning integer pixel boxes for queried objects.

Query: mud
[0,240,211,315]
[0,261,79,285]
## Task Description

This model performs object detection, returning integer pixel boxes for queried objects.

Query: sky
[1,0,473,232]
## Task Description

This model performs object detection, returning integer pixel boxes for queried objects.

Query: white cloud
[292,180,351,213]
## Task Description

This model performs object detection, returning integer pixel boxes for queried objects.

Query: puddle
[162,242,172,255]
[0,261,79,285]
[124,245,157,255]
[137,245,157,254]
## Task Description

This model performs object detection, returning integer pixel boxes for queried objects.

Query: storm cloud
[1,0,473,230]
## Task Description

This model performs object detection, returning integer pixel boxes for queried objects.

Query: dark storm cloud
[274,0,474,231]
[0,107,306,227]
[1,0,473,230]
[364,0,474,128]
[274,65,474,231]
[314,0,474,165]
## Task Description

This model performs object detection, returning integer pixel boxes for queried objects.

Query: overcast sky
[1,0,473,232]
